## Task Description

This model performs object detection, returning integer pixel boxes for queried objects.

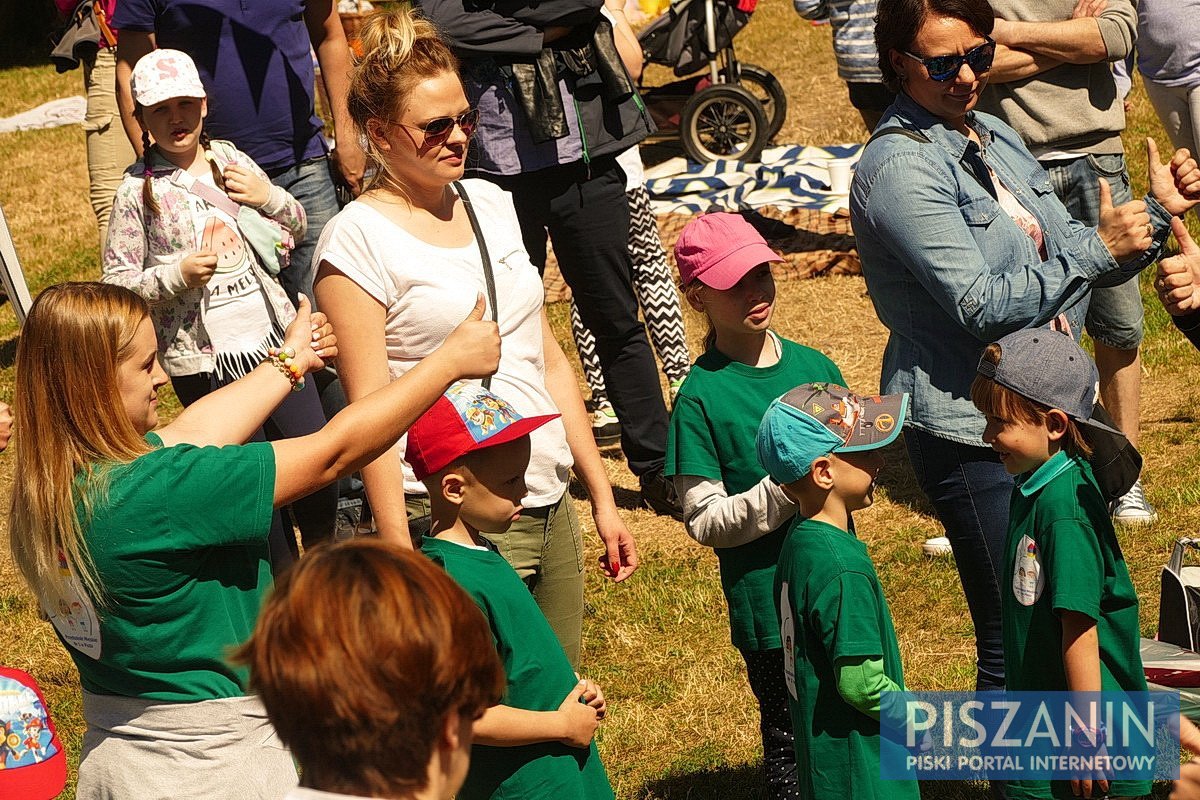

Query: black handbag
[1159,538,1200,651]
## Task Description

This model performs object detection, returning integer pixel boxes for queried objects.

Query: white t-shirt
[313,179,571,507]
[616,145,645,193]
[184,171,280,379]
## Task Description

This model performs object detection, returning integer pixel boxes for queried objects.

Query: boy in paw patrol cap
[756,382,918,800]
[970,330,1149,800]
[0,666,67,800]
[407,382,615,800]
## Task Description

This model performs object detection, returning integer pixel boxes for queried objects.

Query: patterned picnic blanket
[644,142,863,215]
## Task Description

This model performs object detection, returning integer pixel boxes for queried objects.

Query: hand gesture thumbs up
[442,294,501,379]
[1156,218,1200,316]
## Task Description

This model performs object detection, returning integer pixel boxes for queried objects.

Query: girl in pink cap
[665,211,847,799]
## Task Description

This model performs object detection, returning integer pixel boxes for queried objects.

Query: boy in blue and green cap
[757,382,918,800]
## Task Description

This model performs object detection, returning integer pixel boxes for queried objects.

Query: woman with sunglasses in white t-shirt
[313,7,639,666]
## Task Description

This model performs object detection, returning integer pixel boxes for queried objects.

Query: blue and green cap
[756,383,910,484]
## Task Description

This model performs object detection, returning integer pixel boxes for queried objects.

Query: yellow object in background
[634,0,671,24]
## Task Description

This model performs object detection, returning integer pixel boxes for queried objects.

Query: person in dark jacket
[415,0,682,519]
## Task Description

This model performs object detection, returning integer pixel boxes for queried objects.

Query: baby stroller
[638,0,786,163]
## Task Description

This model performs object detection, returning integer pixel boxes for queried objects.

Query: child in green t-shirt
[756,382,918,800]
[665,212,846,797]
[970,329,1149,800]
[404,382,614,800]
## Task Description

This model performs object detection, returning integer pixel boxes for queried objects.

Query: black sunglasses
[398,108,480,147]
[903,36,996,81]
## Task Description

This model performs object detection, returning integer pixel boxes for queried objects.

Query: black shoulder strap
[454,180,498,390]
[867,126,931,146]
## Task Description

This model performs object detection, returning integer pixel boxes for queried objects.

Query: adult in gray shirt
[1136,0,1200,189]
[977,0,1156,525]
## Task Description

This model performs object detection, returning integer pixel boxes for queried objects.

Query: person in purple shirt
[113,0,365,307]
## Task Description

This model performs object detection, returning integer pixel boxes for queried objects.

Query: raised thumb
[1097,178,1113,212]
[1147,136,1161,168]
[295,292,312,319]
[467,292,486,321]
[1174,216,1200,256]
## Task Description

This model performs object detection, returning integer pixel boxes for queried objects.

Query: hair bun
[355,6,443,72]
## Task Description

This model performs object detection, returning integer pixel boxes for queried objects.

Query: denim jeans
[267,156,341,308]
[905,428,1012,691]
[1041,153,1145,350]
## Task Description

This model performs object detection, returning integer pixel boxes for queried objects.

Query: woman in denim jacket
[851,0,1200,692]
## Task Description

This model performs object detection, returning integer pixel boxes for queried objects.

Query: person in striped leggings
[570,144,691,445]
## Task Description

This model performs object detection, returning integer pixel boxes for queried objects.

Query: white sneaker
[1111,479,1157,526]
[590,402,621,447]
[922,535,953,557]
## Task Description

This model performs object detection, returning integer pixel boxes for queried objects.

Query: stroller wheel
[679,84,769,164]
[735,63,788,141]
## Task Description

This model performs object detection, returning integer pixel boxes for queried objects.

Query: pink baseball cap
[674,212,783,289]
[405,382,560,481]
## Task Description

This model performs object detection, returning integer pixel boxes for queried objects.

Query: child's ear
[1045,409,1070,442]
[683,284,705,313]
[440,470,468,507]
[809,456,835,490]
[440,709,463,752]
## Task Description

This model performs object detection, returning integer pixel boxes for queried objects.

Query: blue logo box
[879,691,1181,781]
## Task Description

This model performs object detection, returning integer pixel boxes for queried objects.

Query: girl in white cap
[101,48,335,569]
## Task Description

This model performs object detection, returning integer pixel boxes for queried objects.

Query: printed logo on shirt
[46,550,101,659]
[780,582,797,700]
[1012,535,1044,607]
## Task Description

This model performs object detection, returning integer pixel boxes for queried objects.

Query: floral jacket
[102,140,305,376]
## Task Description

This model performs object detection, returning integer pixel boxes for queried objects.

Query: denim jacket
[850,93,1172,445]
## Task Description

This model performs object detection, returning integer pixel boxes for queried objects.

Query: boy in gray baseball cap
[970,329,1148,800]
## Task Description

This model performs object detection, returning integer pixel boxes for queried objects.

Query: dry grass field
[2,3,1200,797]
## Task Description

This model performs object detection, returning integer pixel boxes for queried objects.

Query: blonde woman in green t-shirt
[8,282,499,798]
[664,213,847,799]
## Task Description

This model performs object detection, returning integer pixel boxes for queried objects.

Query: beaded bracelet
[265,347,305,392]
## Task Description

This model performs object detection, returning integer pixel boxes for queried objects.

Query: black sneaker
[334,496,363,541]
[640,471,684,521]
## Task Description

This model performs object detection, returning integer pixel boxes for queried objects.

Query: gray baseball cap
[976,329,1122,437]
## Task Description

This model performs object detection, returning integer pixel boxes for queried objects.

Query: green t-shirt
[666,335,844,651]
[774,518,918,800]
[51,433,276,703]
[421,536,613,800]
[1002,451,1148,800]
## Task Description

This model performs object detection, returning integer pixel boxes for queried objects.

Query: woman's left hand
[593,506,639,582]
[224,164,273,208]
[282,295,338,375]
[1148,137,1200,216]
